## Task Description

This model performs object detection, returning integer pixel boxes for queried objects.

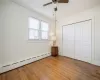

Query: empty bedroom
[0,0,100,80]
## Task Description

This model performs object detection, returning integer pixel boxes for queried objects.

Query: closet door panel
[82,20,92,62]
[63,25,74,58]
[74,22,83,60]
[75,20,92,62]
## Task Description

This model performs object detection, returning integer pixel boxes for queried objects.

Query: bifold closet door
[63,24,74,58]
[74,22,83,61]
[75,20,92,63]
[63,20,92,63]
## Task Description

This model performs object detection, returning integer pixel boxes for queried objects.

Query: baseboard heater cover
[0,53,51,73]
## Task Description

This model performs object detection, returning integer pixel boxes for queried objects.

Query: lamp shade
[51,35,56,41]
[49,32,54,36]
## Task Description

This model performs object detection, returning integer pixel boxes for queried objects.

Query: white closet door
[75,20,92,63]
[82,20,92,62]
[74,22,83,60]
[63,25,74,58]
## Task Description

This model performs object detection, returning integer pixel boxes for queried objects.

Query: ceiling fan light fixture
[54,7,57,11]
[53,3,57,8]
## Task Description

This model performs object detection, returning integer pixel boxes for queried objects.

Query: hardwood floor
[0,56,100,80]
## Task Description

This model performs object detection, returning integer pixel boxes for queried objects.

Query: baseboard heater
[0,53,51,73]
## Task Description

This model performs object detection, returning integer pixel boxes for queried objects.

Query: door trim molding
[63,19,92,27]
[62,18,95,64]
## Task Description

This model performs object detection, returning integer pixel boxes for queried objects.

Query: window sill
[27,39,50,43]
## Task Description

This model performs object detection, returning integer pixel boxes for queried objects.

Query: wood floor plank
[6,69,21,80]
[0,73,6,80]
[0,74,1,80]
[26,61,57,80]
[18,66,39,80]
[0,56,100,80]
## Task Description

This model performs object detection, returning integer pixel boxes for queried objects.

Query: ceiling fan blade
[58,0,69,3]
[43,2,52,6]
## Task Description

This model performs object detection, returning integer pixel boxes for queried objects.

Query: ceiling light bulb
[54,3,57,8]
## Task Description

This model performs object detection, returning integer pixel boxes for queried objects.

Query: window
[28,17,49,40]
[41,21,49,39]
[29,17,40,39]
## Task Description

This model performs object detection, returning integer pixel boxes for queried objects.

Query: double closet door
[63,20,92,63]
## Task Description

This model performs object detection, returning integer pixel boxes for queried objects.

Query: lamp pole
[53,6,57,46]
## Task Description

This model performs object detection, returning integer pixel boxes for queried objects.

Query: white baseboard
[0,65,2,74]
[0,53,51,73]
[61,55,100,66]
[92,60,100,66]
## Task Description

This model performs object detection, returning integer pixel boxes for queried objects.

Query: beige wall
[0,7,2,68]
[0,0,53,67]
[57,4,100,66]
[0,0,5,68]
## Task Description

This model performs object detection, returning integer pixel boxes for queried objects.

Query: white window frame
[40,21,49,40]
[28,17,40,40]
[28,17,49,41]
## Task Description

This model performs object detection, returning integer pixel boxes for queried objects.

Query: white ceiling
[12,0,100,19]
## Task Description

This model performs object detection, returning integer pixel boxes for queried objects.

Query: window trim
[40,20,50,40]
[28,28,40,40]
[28,17,50,41]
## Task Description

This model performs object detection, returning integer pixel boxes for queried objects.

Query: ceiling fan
[43,0,69,11]
[43,0,69,6]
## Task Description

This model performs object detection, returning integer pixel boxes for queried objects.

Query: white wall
[0,6,2,68]
[0,0,5,69]
[57,4,100,66]
[0,0,53,67]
